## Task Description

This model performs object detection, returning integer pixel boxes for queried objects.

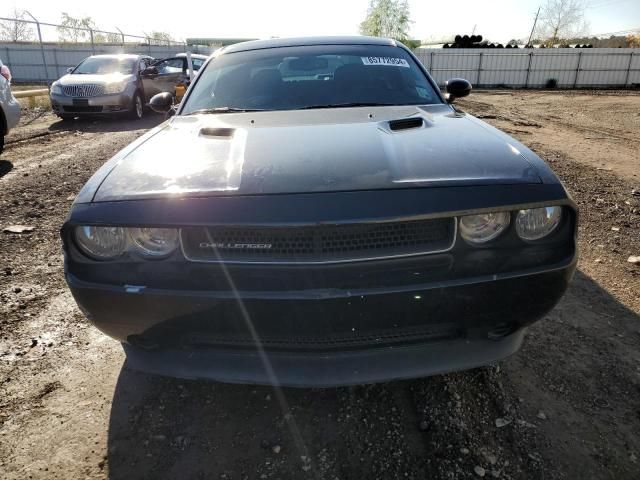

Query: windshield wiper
[184,107,267,115]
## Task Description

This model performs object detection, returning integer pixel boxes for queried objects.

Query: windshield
[73,57,136,75]
[182,44,441,114]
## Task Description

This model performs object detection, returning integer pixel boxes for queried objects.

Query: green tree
[57,12,98,43]
[360,0,412,42]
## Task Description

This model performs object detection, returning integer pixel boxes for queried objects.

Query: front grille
[181,217,456,264]
[61,84,105,97]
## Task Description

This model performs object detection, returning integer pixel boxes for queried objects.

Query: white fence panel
[416,47,639,88]
[2,41,638,88]
[628,52,640,84]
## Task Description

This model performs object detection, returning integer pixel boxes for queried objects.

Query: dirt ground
[0,91,639,480]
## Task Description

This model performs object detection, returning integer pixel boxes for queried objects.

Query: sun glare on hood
[104,123,247,197]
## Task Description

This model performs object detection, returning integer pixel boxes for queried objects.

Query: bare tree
[536,0,589,46]
[57,12,98,43]
[0,8,35,42]
[144,31,175,44]
[105,32,122,44]
[360,0,412,42]
[627,34,640,48]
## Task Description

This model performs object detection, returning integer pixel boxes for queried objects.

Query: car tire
[57,114,74,121]
[129,92,144,120]
[0,134,4,155]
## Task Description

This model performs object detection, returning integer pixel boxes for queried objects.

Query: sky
[3,0,639,44]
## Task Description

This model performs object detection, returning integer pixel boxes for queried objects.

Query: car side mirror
[67,67,74,73]
[149,92,174,113]
[142,66,158,76]
[445,78,472,103]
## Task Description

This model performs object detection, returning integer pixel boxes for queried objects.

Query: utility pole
[527,6,541,47]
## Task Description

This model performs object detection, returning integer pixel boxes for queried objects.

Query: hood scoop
[199,127,235,138]
[389,117,424,131]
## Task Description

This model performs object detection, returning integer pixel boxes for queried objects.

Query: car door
[144,58,188,98]
[138,58,154,102]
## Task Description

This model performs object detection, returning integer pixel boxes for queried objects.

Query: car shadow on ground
[48,111,166,134]
[0,159,13,178]
[105,270,640,480]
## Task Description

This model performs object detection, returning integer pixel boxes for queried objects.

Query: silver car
[50,53,209,121]
[0,59,21,155]
[50,54,154,121]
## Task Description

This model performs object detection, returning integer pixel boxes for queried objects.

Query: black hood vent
[199,127,235,138]
[389,117,424,131]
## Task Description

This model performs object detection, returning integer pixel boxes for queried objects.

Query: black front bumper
[67,262,575,386]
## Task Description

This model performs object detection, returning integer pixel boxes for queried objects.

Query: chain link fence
[0,15,200,83]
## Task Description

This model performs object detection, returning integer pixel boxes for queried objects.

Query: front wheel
[129,92,144,120]
[0,134,4,155]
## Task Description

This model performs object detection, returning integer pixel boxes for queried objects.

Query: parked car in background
[50,54,155,121]
[0,59,21,155]
[50,53,209,121]
[63,37,577,387]
[142,53,209,99]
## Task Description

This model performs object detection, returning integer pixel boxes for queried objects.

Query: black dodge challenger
[62,37,577,387]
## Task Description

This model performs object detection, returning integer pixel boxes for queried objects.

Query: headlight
[459,211,511,244]
[104,81,127,94]
[75,226,126,260]
[129,228,179,257]
[515,206,562,241]
[50,82,63,95]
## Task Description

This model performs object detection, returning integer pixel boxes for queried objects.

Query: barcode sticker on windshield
[361,57,410,68]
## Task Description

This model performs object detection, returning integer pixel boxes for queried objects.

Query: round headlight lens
[515,206,562,241]
[75,226,126,260]
[129,228,178,257]
[459,211,511,244]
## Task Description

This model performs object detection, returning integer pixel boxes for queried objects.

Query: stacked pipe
[443,34,494,48]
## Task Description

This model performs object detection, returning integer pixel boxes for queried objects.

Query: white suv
[0,59,21,155]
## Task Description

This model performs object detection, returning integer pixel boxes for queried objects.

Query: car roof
[175,53,209,59]
[87,54,148,60]
[220,36,397,55]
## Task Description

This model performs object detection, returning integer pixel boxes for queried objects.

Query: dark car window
[182,44,441,113]
[191,58,205,71]
[155,58,185,74]
[73,57,136,75]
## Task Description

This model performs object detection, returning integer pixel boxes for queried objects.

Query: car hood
[93,104,543,201]
[57,73,134,85]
